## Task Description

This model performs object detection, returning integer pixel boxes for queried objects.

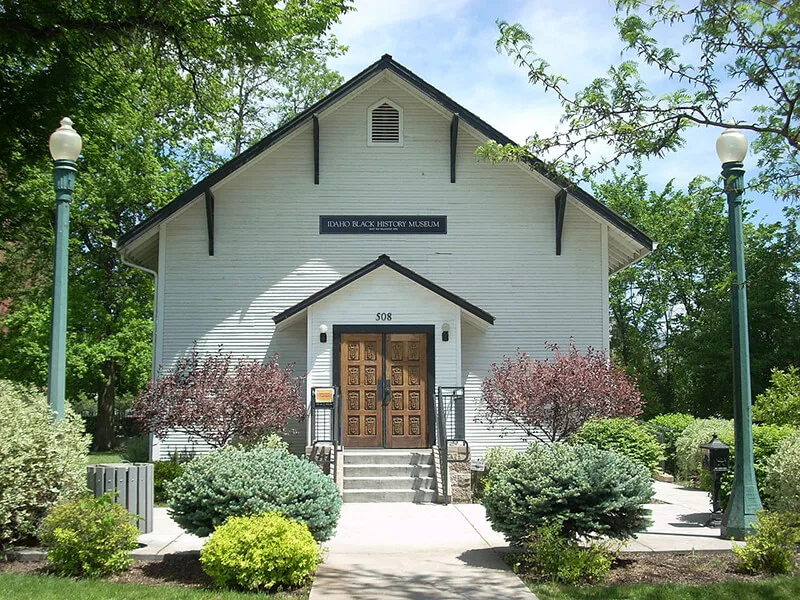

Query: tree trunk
[93,360,117,451]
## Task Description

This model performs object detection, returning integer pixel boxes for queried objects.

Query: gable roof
[117,54,654,254]
[273,254,495,326]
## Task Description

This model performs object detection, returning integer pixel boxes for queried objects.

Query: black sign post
[320,215,447,234]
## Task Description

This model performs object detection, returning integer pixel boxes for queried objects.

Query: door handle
[381,378,391,405]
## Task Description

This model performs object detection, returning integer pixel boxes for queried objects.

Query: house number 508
[376,312,392,321]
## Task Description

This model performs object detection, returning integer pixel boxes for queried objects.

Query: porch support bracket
[555,188,567,255]
[205,189,215,256]
[313,114,320,185]
[450,113,459,183]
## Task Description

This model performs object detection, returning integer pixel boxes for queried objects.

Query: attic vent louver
[368,98,403,146]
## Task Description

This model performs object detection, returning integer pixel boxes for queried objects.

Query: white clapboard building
[117,55,654,470]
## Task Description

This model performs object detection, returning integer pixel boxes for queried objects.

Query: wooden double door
[340,332,429,448]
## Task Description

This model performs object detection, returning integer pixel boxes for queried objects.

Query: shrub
[753,366,800,427]
[482,442,653,545]
[733,511,800,575]
[153,461,185,504]
[234,432,291,452]
[39,493,140,577]
[168,444,341,541]
[675,418,733,482]
[764,432,800,513]
[508,520,612,585]
[570,417,663,474]
[647,413,695,474]
[481,342,642,442]
[474,446,519,500]
[648,413,696,435]
[0,380,91,549]
[200,513,320,591]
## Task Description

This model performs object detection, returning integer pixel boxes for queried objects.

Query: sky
[328,0,786,224]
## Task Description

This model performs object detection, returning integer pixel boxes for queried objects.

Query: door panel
[385,333,428,448]
[340,331,429,449]
[341,334,383,447]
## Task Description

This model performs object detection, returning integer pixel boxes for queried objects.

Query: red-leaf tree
[133,344,305,448]
[482,341,642,442]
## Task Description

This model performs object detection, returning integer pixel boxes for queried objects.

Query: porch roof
[272,254,495,326]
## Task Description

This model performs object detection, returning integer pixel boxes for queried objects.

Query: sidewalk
[308,503,536,600]
[133,480,740,560]
[626,480,741,552]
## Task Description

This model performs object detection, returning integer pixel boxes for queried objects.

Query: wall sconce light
[442,322,450,342]
[319,324,328,343]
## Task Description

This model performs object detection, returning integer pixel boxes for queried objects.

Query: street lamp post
[47,117,82,420]
[716,127,762,539]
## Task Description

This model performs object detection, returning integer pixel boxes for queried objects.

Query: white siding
[156,74,607,459]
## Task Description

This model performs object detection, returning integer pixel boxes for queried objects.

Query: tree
[0,1,350,448]
[481,1,800,203]
[132,345,305,449]
[596,165,800,417]
[481,341,642,442]
[753,367,800,427]
[0,0,352,169]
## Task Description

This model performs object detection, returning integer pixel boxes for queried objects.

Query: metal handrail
[436,388,450,504]
[309,387,340,482]
[435,386,468,503]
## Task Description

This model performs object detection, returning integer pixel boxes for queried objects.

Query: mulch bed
[605,551,771,586]
[0,554,308,596]
[511,550,799,587]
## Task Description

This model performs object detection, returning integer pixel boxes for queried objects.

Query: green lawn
[531,577,800,600]
[87,452,124,464]
[0,573,307,599]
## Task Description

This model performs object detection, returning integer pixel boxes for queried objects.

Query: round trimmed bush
[0,380,91,548]
[764,432,800,513]
[570,417,663,474]
[39,493,139,577]
[168,444,342,541]
[200,513,320,591]
[483,442,653,545]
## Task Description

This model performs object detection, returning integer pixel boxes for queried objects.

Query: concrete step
[343,476,435,490]
[342,450,433,466]
[342,488,437,503]
[343,464,434,478]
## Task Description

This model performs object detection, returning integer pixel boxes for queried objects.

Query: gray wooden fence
[87,463,154,533]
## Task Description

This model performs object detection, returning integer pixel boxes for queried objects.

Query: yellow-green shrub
[0,380,90,548]
[570,417,663,474]
[200,513,320,591]
[733,511,800,575]
[39,493,139,577]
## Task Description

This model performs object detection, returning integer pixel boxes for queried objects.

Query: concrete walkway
[626,480,741,552]
[308,502,536,600]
